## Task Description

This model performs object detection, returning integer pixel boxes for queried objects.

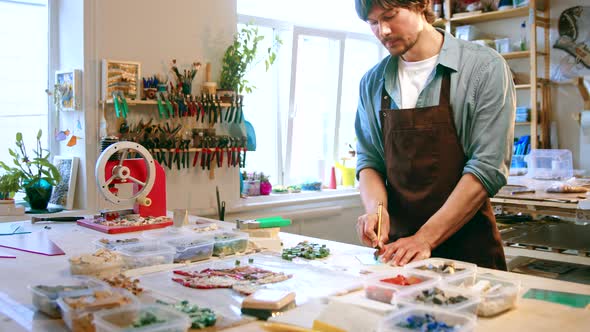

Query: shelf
[450,7,528,25]
[100,99,232,107]
[151,148,240,153]
[515,122,531,126]
[515,84,531,89]
[501,51,547,60]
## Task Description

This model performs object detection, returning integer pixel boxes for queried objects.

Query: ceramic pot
[260,181,272,195]
[24,179,53,210]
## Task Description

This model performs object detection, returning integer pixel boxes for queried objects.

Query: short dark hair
[355,0,436,24]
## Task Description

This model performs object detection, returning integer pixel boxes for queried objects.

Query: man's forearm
[359,168,388,213]
[417,173,488,249]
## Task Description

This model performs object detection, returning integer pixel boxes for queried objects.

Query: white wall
[54,0,86,208]
[55,0,238,210]
[91,0,239,211]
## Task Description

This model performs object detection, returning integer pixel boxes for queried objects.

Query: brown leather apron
[379,67,507,270]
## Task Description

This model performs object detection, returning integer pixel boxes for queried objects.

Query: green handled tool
[236,216,292,229]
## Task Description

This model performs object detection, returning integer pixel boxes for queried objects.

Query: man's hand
[379,234,431,266]
[356,209,390,248]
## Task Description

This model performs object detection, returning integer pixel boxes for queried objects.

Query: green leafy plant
[0,173,20,199]
[219,24,282,94]
[0,130,61,191]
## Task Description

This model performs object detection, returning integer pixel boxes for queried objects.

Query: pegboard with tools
[99,70,248,180]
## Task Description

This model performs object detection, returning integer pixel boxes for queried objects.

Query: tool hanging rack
[99,63,248,180]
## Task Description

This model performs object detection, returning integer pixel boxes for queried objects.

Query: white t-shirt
[397,54,439,109]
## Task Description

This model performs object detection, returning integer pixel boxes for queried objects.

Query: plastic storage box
[30,276,107,318]
[405,258,477,286]
[495,38,511,53]
[165,235,214,263]
[510,155,528,176]
[515,106,530,122]
[451,273,520,317]
[364,268,440,304]
[524,149,573,180]
[117,242,175,269]
[93,304,191,332]
[57,288,138,332]
[69,249,124,278]
[395,284,481,316]
[378,306,476,332]
[212,231,249,256]
[94,237,141,250]
[455,25,483,41]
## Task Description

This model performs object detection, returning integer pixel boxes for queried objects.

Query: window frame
[237,14,385,185]
[0,0,54,157]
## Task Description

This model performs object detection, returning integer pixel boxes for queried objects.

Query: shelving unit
[443,0,551,149]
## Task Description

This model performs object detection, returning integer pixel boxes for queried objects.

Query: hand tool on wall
[112,91,129,118]
[237,94,244,123]
[156,92,167,118]
[241,136,248,168]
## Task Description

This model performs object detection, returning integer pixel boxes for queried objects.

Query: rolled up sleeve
[355,77,386,179]
[462,57,515,197]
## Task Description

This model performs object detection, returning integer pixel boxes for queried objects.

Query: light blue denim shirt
[355,29,515,197]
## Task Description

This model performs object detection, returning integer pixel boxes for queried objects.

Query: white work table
[0,217,589,332]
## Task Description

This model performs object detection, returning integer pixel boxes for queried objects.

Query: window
[0,0,49,167]
[238,1,384,185]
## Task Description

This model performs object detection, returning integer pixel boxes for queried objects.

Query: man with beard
[354,0,515,270]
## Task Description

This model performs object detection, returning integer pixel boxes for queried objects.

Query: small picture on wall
[102,59,141,100]
[49,156,79,210]
[55,70,82,111]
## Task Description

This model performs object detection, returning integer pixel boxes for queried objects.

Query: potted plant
[259,173,272,195]
[0,173,20,201]
[218,24,281,100]
[0,130,61,210]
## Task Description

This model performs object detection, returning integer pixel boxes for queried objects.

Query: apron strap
[438,67,451,107]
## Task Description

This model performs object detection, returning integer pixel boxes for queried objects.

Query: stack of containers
[57,286,139,332]
[515,107,530,123]
[143,228,215,263]
[371,258,520,331]
[29,276,108,318]
[117,242,176,270]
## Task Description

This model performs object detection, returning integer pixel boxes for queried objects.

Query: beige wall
[56,0,238,210]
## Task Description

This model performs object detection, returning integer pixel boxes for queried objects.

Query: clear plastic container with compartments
[450,273,520,317]
[57,287,138,332]
[69,249,124,278]
[378,305,476,332]
[29,276,108,318]
[395,284,481,316]
[93,237,141,251]
[117,242,175,270]
[212,231,249,256]
[93,304,191,332]
[142,227,190,240]
[524,149,573,180]
[364,268,440,304]
[404,258,477,286]
[165,235,214,263]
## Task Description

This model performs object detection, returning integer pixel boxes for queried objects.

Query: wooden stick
[376,201,383,246]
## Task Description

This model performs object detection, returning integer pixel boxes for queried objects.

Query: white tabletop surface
[0,215,589,332]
